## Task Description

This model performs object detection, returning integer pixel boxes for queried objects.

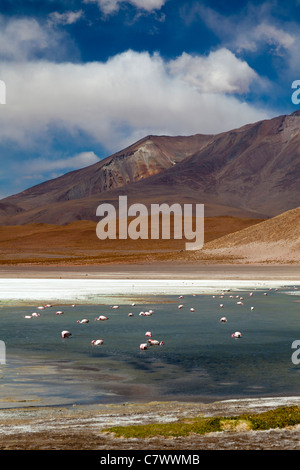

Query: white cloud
[253,23,295,53]
[0,49,269,156]
[83,0,166,15]
[0,15,77,62]
[48,10,84,25]
[23,152,100,175]
[168,49,257,94]
[193,4,296,56]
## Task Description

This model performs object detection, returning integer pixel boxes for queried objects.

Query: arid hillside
[193,206,300,263]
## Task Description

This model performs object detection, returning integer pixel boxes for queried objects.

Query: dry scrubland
[0,215,263,265]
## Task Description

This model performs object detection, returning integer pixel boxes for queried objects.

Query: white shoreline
[0,278,299,304]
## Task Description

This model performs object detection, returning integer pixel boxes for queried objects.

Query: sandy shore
[0,397,300,450]
[1,262,300,280]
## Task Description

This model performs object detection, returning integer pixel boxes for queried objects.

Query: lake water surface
[0,283,299,407]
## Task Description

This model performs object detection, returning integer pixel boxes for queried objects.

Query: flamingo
[31,312,40,317]
[236,301,244,306]
[220,316,227,323]
[140,343,148,350]
[37,306,45,310]
[145,331,152,337]
[61,330,72,339]
[220,304,224,308]
[232,331,242,338]
[178,304,183,309]
[147,339,165,346]
[190,308,195,312]
[111,305,119,309]
[128,312,134,317]
[251,306,254,311]
[24,315,32,319]
[56,310,64,315]
[94,315,109,321]
[77,319,89,324]
[91,339,103,346]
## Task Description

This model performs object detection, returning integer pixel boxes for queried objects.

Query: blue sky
[0,0,299,198]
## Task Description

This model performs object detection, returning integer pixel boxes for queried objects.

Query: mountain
[1,111,300,225]
[194,206,300,263]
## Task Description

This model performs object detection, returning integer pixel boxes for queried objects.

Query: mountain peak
[290,110,300,117]
[1,111,300,225]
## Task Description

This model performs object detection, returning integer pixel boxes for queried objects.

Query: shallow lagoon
[0,283,299,407]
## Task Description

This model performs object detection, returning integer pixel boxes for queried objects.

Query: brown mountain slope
[0,134,213,222]
[193,206,300,263]
[1,111,300,225]
[130,111,300,217]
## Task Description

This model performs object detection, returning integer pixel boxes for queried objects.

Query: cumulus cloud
[0,49,268,155]
[168,49,257,94]
[48,10,84,25]
[83,0,166,15]
[0,14,77,62]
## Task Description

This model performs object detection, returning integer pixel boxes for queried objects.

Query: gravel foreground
[0,397,299,450]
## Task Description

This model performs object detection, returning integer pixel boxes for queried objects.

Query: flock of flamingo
[22,287,280,350]
[23,301,165,350]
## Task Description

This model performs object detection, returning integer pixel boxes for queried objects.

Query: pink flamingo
[232,331,242,338]
[145,331,152,337]
[94,315,109,321]
[56,310,64,315]
[147,339,164,346]
[220,316,227,323]
[140,343,148,350]
[61,330,72,339]
[77,319,89,324]
[91,339,103,346]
